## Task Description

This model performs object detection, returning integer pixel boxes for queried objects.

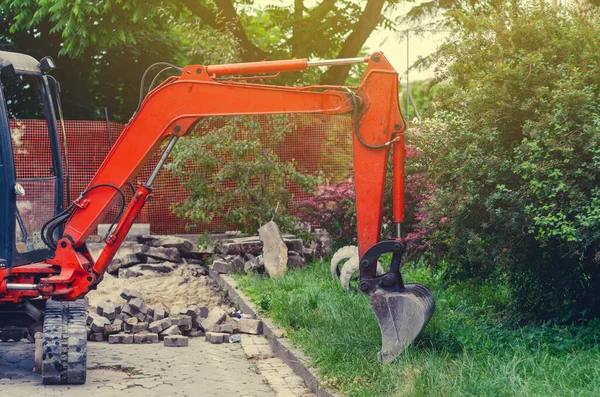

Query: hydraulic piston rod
[206,56,369,77]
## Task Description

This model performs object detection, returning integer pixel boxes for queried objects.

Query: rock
[212,258,231,274]
[244,255,264,273]
[164,335,189,347]
[159,325,182,340]
[139,245,182,263]
[238,319,262,335]
[149,318,172,334]
[137,235,194,253]
[258,221,288,278]
[120,288,143,301]
[200,307,227,331]
[287,251,306,269]
[133,332,159,344]
[205,332,228,344]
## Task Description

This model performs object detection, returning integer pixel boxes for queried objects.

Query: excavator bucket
[371,283,435,362]
[357,240,435,362]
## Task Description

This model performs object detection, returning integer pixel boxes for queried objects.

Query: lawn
[235,259,600,397]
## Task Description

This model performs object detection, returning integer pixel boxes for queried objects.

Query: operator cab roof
[0,50,43,76]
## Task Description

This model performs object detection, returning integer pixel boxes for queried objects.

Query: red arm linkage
[0,52,404,302]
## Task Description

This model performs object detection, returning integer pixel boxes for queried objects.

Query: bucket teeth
[371,283,435,362]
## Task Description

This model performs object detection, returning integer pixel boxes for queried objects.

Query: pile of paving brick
[86,288,262,347]
[211,221,331,279]
[107,235,211,279]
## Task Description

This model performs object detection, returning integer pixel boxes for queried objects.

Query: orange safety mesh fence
[10,116,353,235]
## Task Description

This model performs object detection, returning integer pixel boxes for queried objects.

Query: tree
[3,0,401,86]
[411,0,600,321]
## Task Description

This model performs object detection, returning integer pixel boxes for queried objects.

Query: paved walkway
[0,336,313,397]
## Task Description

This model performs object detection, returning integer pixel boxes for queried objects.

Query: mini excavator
[0,50,434,384]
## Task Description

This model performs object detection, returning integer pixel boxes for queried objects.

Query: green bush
[413,1,600,321]
[167,115,317,234]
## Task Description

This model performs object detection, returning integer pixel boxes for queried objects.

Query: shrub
[167,115,318,234]
[413,1,600,321]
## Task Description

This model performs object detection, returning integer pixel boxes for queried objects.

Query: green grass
[235,260,600,396]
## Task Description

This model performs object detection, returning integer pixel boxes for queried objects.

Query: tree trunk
[320,0,386,85]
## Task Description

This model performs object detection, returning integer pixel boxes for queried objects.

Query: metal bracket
[358,239,405,295]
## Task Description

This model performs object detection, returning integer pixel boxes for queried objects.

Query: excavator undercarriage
[0,50,434,384]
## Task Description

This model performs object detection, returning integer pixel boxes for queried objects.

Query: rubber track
[42,299,87,384]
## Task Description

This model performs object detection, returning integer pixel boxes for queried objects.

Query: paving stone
[88,332,104,342]
[139,245,182,263]
[121,303,138,317]
[108,333,134,344]
[287,251,306,269]
[86,311,104,326]
[149,318,172,334]
[225,316,240,333]
[118,267,144,278]
[120,288,143,301]
[128,297,144,311]
[164,335,189,347]
[258,221,288,278]
[104,319,123,336]
[131,322,148,333]
[133,332,159,344]
[137,235,194,252]
[212,258,231,274]
[206,324,234,334]
[159,325,182,340]
[201,307,227,331]
[170,315,192,331]
[238,319,262,335]
[90,315,111,333]
[205,332,228,344]
[188,330,205,338]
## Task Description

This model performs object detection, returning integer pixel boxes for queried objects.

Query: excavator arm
[0,52,434,364]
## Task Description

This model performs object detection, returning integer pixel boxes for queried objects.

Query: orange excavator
[0,50,434,384]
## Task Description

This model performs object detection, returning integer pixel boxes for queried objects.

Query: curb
[209,269,343,397]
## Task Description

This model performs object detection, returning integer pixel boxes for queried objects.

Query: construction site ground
[0,334,312,396]
[0,241,314,397]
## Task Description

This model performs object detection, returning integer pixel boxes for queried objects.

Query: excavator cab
[0,51,64,342]
[0,51,64,270]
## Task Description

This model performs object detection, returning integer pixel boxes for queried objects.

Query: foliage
[400,80,441,120]
[298,180,358,248]
[411,1,600,320]
[1,0,404,87]
[236,260,600,396]
[166,115,318,234]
